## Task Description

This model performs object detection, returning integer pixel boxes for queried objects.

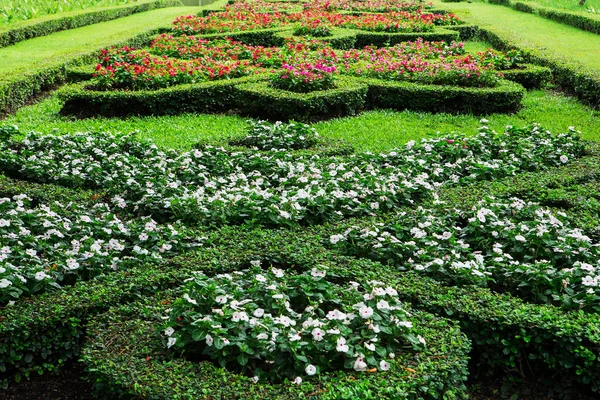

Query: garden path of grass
[0,2,226,79]
[435,0,600,71]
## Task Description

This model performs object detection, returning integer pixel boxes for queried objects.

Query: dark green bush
[81,295,470,399]
[234,76,369,122]
[58,75,265,118]
[365,77,525,114]
[197,27,285,46]
[501,63,552,89]
[354,28,460,47]
[0,0,179,48]
[273,27,358,49]
[446,24,480,40]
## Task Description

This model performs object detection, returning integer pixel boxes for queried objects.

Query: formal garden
[1,0,600,398]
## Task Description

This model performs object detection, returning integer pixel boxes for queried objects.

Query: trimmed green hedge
[81,298,470,400]
[477,27,600,106]
[0,0,180,49]
[234,76,369,121]
[501,63,552,88]
[390,272,600,392]
[0,30,163,117]
[446,24,480,40]
[354,28,460,47]
[273,27,358,49]
[364,77,525,114]
[197,27,285,46]
[58,75,266,118]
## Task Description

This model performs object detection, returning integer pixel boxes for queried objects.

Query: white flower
[305,364,317,376]
[253,308,265,318]
[418,335,426,345]
[515,235,526,242]
[397,321,413,328]
[389,353,395,359]
[35,271,48,281]
[255,274,267,282]
[293,377,303,385]
[385,287,398,296]
[215,295,227,304]
[311,268,326,279]
[206,334,214,346]
[164,327,175,336]
[0,219,10,227]
[139,232,149,241]
[336,337,349,352]
[560,155,568,163]
[250,259,261,267]
[353,357,367,372]
[167,337,177,348]
[272,294,284,299]
[251,376,259,383]
[0,279,12,289]
[272,267,284,277]
[222,338,230,345]
[359,305,373,319]
[312,328,325,341]
[365,342,375,351]
[183,294,198,305]
[330,234,345,244]
[376,300,390,310]
[379,360,390,371]
[289,333,301,342]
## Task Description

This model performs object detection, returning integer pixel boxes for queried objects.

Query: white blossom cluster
[0,124,583,227]
[164,264,424,382]
[331,197,600,311]
[0,194,200,304]
[233,120,320,151]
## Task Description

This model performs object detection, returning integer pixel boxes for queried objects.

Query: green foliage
[500,63,552,89]
[365,77,525,114]
[231,120,320,150]
[354,27,460,47]
[0,0,180,48]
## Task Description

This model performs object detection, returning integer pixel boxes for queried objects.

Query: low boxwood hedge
[58,75,266,118]
[354,28,460,47]
[273,28,358,49]
[81,297,470,400]
[475,27,600,106]
[500,63,552,89]
[364,77,525,114]
[234,76,369,121]
[197,27,286,46]
[0,0,180,49]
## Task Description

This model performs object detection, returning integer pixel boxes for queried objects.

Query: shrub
[231,120,320,150]
[270,62,337,93]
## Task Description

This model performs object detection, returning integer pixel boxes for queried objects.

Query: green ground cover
[435,0,600,70]
[0,0,140,24]
[4,88,599,152]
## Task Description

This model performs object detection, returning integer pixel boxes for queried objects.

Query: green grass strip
[434,1,600,70]
[0,5,224,79]
[0,0,182,48]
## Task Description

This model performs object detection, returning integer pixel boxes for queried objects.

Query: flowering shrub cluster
[0,195,199,304]
[93,36,525,90]
[331,194,600,312]
[233,120,320,150]
[271,62,337,92]
[230,0,434,13]
[164,264,423,381]
[170,9,459,36]
[0,124,583,228]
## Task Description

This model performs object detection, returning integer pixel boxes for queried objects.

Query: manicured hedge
[500,63,552,89]
[58,75,266,118]
[0,30,163,117]
[364,77,525,114]
[197,27,286,46]
[354,28,460,47]
[445,24,480,40]
[81,298,470,400]
[0,0,180,49]
[273,27,358,49]
[390,271,600,392]
[235,76,369,121]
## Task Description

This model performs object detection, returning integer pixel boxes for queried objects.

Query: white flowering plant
[164,264,423,382]
[0,194,199,304]
[0,124,583,227]
[232,120,320,151]
[331,197,600,311]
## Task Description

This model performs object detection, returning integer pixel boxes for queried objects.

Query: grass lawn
[435,0,600,71]
[5,88,599,152]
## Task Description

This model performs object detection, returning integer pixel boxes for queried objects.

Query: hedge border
[364,77,526,114]
[487,0,600,35]
[500,63,552,89]
[0,0,180,49]
[354,27,460,47]
[234,76,369,121]
[273,27,358,49]
[81,297,470,400]
[58,75,267,118]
